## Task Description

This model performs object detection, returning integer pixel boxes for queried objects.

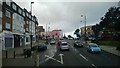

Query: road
[40,39,120,67]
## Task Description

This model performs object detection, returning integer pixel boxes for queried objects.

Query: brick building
[36,26,45,40]
[0,0,38,50]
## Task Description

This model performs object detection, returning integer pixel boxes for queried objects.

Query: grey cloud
[15,1,118,35]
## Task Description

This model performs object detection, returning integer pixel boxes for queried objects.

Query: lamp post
[30,2,34,50]
[81,15,87,44]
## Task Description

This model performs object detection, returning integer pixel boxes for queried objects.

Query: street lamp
[30,2,34,50]
[81,15,87,44]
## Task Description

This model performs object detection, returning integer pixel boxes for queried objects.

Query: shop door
[14,35,20,48]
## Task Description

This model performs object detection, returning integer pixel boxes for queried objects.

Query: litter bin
[23,49,32,58]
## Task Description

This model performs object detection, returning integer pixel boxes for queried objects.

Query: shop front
[2,31,14,50]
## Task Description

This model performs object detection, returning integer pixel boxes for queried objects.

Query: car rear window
[61,43,68,45]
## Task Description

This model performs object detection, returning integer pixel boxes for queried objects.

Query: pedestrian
[26,49,31,58]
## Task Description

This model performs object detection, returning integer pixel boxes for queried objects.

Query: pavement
[2,40,57,67]
[2,40,39,66]
[100,45,120,56]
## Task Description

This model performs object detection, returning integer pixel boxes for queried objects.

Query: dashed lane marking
[92,64,97,68]
[79,54,88,61]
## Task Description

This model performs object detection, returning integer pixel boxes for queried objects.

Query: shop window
[33,37,35,41]
[5,38,13,49]
[26,37,29,42]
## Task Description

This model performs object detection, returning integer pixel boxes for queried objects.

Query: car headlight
[91,49,94,51]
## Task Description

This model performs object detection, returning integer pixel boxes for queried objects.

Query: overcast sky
[13,0,119,37]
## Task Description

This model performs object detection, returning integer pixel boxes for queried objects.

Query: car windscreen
[90,45,98,47]
[39,43,45,46]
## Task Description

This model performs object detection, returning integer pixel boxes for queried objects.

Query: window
[6,10,11,18]
[28,14,31,19]
[23,11,25,16]
[18,8,22,14]
[32,17,33,20]
[12,3,16,10]
[26,13,28,17]
[6,23,10,29]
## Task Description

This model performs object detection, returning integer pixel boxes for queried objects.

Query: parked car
[74,41,83,47]
[50,40,56,45]
[60,42,69,51]
[86,43,101,53]
[37,43,47,51]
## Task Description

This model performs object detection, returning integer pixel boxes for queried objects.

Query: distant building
[36,26,45,40]
[80,25,94,37]
[48,29,63,40]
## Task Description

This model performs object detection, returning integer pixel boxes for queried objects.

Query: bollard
[6,51,8,58]
[36,55,39,66]
[13,51,15,59]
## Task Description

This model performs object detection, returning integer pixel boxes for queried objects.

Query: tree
[99,6,120,40]
[100,7,120,32]
[63,34,67,39]
[68,35,73,38]
[74,29,80,38]
[92,24,100,40]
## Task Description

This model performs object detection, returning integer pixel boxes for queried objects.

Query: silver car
[60,42,69,51]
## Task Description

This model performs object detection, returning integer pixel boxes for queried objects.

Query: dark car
[37,43,47,51]
[74,41,83,47]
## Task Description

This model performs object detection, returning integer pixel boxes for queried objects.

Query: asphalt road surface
[40,40,120,68]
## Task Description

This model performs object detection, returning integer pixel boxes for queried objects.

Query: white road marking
[92,64,97,68]
[45,54,64,64]
[40,54,54,64]
[59,54,64,64]
[79,54,88,61]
